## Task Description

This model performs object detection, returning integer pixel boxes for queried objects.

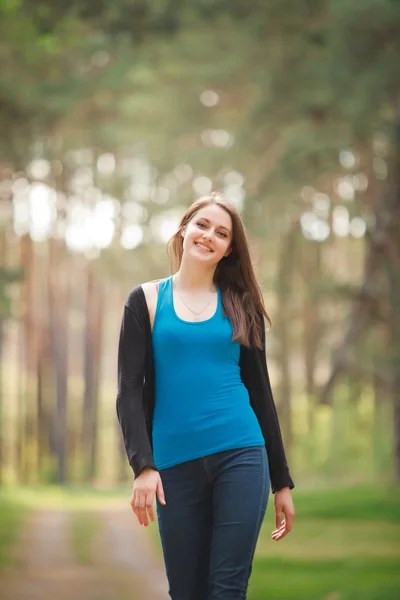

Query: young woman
[117,192,295,600]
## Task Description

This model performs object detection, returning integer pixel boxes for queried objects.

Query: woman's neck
[174,261,217,292]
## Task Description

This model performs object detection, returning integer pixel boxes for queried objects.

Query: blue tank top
[151,276,264,470]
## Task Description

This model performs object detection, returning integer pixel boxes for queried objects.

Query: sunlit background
[0,1,399,599]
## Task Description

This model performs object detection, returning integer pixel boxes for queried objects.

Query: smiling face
[181,203,233,266]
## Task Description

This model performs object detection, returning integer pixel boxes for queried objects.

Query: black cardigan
[116,284,294,493]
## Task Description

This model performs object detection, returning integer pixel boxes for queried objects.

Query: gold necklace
[174,277,215,319]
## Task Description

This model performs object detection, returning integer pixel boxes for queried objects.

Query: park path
[0,502,169,600]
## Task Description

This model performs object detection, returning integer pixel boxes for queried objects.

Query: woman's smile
[194,241,214,253]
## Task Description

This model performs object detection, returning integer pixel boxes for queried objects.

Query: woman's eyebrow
[198,217,231,232]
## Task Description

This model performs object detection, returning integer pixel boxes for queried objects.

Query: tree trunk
[372,331,389,477]
[82,264,104,481]
[0,227,6,483]
[0,168,14,479]
[47,238,69,484]
[36,319,52,478]
[320,102,400,482]
[275,222,298,448]
[386,106,400,481]
[16,312,27,482]
[20,233,38,481]
[301,241,322,434]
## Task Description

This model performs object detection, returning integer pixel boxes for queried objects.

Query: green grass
[281,484,400,521]
[0,485,127,510]
[146,484,400,599]
[69,510,101,565]
[0,493,27,569]
[146,483,400,600]
[249,556,400,600]
[2,483,400,598]
[247,485,400,600]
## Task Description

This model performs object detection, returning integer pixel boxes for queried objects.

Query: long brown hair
[167,193,271,349]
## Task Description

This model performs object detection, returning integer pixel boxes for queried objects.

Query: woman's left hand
[272,487,295,541]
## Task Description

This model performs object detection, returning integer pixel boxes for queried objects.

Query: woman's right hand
[130,467,166,526]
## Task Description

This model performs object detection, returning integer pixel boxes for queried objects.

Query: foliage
[0,0,399,486]
[251,484,400,599]
[0,494,26,568]
[0,267,23,319]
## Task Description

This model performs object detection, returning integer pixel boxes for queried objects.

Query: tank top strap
[158,276,172,297]
[155,275,223,323]
[154,276,173,318]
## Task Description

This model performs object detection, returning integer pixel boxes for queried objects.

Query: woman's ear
[181,226,186,238]
[224,247,232,257]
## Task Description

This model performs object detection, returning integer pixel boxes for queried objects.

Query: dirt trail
[0,504,169,600]
[98,504,169,600]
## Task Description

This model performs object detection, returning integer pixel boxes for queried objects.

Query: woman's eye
[197,222,206,228]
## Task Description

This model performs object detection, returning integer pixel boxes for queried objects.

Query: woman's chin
[191,245,212,258]
[188,248,218,264]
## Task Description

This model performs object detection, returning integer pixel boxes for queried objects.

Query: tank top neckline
[166,275,221,326]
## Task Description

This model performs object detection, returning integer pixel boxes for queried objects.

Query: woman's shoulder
[124,282,147,312]
[141,280,159,296]
[124,279,161,318]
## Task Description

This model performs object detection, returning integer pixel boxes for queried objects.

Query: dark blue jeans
[156,445,269,600]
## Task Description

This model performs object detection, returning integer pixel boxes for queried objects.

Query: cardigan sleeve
[240,316,294,493]
[116,293,157,478]
[257,319,294,493]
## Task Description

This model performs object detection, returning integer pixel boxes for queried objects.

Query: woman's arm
[240,316,294,493]
[116,296,156,478]
[257,317,295,540]
[257,318,294,492]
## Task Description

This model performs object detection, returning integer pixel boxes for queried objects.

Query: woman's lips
[194,241,213,252]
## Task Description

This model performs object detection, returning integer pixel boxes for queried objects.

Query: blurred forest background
[0,1,400,598]
[1,0,399,488]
